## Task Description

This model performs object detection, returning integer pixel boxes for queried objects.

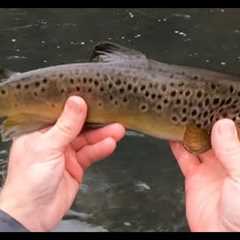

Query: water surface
[0,8,240,232]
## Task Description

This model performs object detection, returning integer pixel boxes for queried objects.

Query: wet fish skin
[0,41,240,154]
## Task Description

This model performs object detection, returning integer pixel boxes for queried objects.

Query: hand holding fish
[0,96,125,231]
[170,119,240,232]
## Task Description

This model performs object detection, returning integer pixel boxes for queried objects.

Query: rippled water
[0,8,240,232]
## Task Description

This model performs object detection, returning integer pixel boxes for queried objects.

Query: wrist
[0,189,45,232]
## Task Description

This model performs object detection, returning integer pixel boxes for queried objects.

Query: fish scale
[0,41,240,154]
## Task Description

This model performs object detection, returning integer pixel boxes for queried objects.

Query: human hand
[170,119,240,232]
[0,96,125,232]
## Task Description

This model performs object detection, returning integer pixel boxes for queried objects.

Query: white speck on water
[220,8,225,13]
[205,59,210,63]
[56,45,61,49]
[135,181,151,192]
[234,29,240,33]
[80,41,85,45]
[107,37,112,40]
[16,48,20,52]
[43,59,48,63]
[41,40,46,44]
[193,52,199,56]
[220,61,226,66]
[128,11,134,18]
[89,39,94,43]
[157,19,161,22]
[163,18,167,22]
[120,35,126,40]
[174,30,187,37]
[11,38,16,42]
[124,222,132,227]
[237,56,240,61]
[0,150,7,155]
[172,13,191,19]
[7,55,27,60]
[134,33,142,38]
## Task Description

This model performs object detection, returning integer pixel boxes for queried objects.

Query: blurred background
[0,8,239,232]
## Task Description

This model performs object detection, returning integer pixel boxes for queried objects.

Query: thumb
[44,96,87,149]
[211,119,240,179]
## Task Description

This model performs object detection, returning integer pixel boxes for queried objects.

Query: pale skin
[0,97,240,232]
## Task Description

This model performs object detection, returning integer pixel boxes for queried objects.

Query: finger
[77,137,116,171]
[211,119,240,178]
[44,96,87,150]
[65,147,84,184]
[72,123,125,150]
[169,141,201,177]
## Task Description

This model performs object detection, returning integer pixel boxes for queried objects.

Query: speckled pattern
[0,42,240,141]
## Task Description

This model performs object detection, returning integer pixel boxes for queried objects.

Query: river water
[0,8,239,232]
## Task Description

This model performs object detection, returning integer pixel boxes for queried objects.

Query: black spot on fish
[119,88,124,94]
[35,82,40,87]
[176,99,181,105]
[161,84,167,92]
[83,77,87,83]
[151,93,156,100]
[203,111,208,118]
[43,78,48,84]
[116,79,121,86]
[1,89,6,95]
[123,97,128,103]
[16,84,21,89]
[205,98,210,106]
[70,78,74,84]
[157,104,162,110]
[211,83,216,90]
[197,91,202,98]
[226,97,232,105]
[185,90,191,97]
[170,91,176,97]
[94,80,99,86]
[76,86,80,92]
[163,99,168,104]
[41,87,45,93]
[213,98,219,105]
[61,89,65,94]
[127,84,132,91]
[100,87,104,92]
[108,83,113,89]
[191,109,197,117]
[140,85,146,91]
[181,117,187,123]
[88,87,92,93]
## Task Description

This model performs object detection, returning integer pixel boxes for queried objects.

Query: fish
[0,41,240,154]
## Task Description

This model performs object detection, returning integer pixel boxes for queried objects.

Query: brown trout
[0,41,240,154]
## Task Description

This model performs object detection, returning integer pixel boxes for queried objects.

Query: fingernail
[218,119,236,139]
[68,96,85,112]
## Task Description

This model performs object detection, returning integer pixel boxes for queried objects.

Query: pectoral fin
[0,114,54,141]
[183,123,211,155]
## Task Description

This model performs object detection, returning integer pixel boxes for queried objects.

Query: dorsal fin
[90,41,148,67]
[0,67,18,82]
